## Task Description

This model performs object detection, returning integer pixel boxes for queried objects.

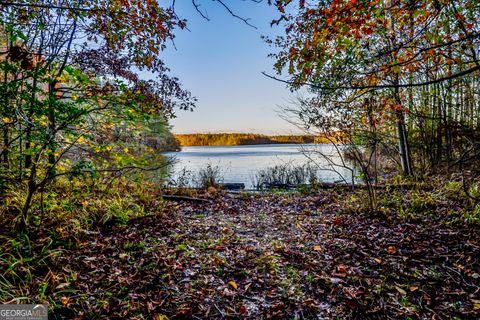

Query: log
[263,183,297,189]
[220,183,245,190]
[161,195,212,203]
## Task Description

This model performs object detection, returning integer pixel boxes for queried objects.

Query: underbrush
[2,176,163,232]
[166,163,223,189]
[0,176,166,305]
[168,162,320,191]
[253,163,320,189]
[0,173,479,316]
[349,177,480,226]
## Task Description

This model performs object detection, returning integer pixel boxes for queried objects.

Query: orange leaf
[228,280,238,290]
[409,286,419,292]
[61,296,70,306]
[245,245,254,252]
[387,245,397,254]
[337,264,347,273]
[313,245,322,251]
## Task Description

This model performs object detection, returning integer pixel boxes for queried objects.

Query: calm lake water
[164,144,355,189]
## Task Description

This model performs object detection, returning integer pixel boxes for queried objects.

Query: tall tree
[267,0,480,175]
[0,0,195,228]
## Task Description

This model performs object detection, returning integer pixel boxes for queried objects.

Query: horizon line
[173,132,314,136]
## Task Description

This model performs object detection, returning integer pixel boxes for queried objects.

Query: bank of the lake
[165,144,355,189]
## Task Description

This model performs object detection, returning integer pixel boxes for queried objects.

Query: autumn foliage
[271,0,479,88]
[174,133,338,146]
[269,0,480,176]
[0,0,194,227]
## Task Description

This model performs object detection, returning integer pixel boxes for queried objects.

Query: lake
[164,144,355,189]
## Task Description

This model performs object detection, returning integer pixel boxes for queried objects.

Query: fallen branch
[161,194,212,203]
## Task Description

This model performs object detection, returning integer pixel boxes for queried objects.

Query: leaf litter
[10,190,480,319]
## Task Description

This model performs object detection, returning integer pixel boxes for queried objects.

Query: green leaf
[17,30,28,41]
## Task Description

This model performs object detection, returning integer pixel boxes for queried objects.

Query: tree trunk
[47,81,57,178]
[396,111,413,176]
[20,164,37,230]
[394,86,413,176]
[2,126,8,167]
[395,78,413,176]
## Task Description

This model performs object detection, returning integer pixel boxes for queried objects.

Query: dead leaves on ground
[27,191,480,319]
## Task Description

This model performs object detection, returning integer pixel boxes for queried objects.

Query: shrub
[253,163,319,189]
[197,163,223,189]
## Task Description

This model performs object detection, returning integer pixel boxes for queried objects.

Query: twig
[212,302,224,318]
[215,0,257,29]
[192,0,210,20]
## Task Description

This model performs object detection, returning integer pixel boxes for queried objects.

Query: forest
[175,133,335,146]
[0,0,479,319]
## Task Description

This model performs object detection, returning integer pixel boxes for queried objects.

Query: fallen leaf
[147,302,154,312]
[337,264,347,274]
[55,283,70,289]
[313,244,321,251]
[221,227,230,234]
[228,280,238,290]
[176,306,191,316]
[332,216,343,225]
[472,299,480,310]
[345,299,357,309]
[61,296,71,306]
[239,304,247,314]
[395,286,407,295]
[387,246,397,254]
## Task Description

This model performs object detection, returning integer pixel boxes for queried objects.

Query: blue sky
[162,1,303,135]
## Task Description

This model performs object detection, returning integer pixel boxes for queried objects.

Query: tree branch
[215,0,257,29]
[0,1,92,11]
[192,0,210,21]
[262,65,480,91]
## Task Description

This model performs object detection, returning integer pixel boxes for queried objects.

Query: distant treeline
[175,133,336,146]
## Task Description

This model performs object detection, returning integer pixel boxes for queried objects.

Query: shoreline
[174,141,327,147]
[174,132,343,147]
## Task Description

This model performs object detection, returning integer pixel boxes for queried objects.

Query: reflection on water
[164,144,355,189]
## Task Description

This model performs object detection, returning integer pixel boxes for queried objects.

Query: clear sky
[162,1,303,135]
